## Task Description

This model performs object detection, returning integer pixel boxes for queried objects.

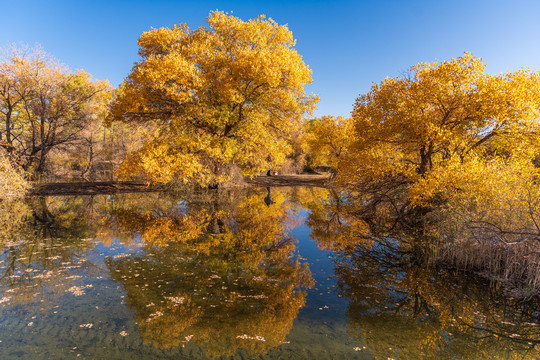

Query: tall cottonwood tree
[343,53,540,205]
[108,11,317,186]
[0,46,110,177]
[336,54,540,287]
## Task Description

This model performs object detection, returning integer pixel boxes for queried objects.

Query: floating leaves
[236,334,266,342]
[67,285,93,296]
[166,296,184,305]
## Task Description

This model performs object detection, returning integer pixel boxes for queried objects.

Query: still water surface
[0,187,539,359]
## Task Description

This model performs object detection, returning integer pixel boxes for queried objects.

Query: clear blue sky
[2,0,540,117]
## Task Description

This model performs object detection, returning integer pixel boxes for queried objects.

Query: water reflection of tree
[304,189,540,360]
[104,188,313,357]
[0,196,97,311]
[301,187,370,251]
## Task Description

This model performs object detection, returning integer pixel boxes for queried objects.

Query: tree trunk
[418,143,433,175]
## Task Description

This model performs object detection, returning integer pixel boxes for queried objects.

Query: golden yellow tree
[343,53,540,204]
[108,11,317,186]
[304,116,353,176]
[340,53,540,289]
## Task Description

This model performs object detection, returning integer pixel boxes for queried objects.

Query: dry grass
[0,151,29,201]
[435,210,540,295]
[442,238,540,293]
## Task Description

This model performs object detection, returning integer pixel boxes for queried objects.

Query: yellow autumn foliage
[304,116,353,175]
[342,53,540,209]
[331,53,540,289]
[108,11,317,185]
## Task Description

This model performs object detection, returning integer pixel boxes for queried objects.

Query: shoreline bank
[30,174,332,196]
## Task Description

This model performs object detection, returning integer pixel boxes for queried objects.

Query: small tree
[0,45,111,178]
[304,116,353,176]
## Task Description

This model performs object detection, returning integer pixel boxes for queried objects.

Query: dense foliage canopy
[342,53,540,207]
[109,11,317,185]
[304,116,353,176]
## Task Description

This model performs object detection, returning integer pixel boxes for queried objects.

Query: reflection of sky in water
[293,210,349,318]
[0,190,538,359]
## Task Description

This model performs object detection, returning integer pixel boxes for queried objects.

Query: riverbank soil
[31,174,332,196]
[247,174,331,187]
[31,181,164,196]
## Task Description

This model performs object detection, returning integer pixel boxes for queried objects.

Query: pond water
[0,187,539,359]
